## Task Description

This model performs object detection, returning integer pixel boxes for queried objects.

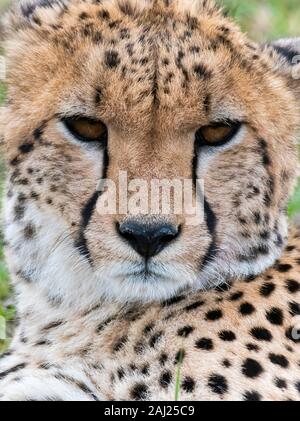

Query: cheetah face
[2,0,300,303]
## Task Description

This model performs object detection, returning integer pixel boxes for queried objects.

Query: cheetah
[0,0,300,401]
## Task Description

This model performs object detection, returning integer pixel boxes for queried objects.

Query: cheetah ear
[263,38,300,100]
[17,0,68,16]
[2,0,68,34]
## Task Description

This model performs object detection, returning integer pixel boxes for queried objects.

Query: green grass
[0,1,300,354]
[222,0,300,42]
[0,83,6,104]
[0,81,12,353]
[174,348,185,401]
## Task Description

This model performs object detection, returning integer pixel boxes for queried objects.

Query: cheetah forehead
[16,0,220,16]
[5,0,223,32]
[99,0,220,16]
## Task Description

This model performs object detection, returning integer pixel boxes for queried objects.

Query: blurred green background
[0,0,300,351]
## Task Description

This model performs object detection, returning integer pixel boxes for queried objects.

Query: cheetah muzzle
[0,0,300,402]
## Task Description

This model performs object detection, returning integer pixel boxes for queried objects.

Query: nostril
[116,223,133,240]
[117,221,181,258]
[156,225,181,243]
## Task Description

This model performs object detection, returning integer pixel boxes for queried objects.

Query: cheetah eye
[196,121,241,147]
[62,117,107,144]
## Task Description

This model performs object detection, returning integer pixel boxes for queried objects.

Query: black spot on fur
[195,338,214,351]
[275,263,292,273]
[242,358,264,378]
[14,204,25,220]
[206,309,223,321]
[178,326,194,338]
[98,9,110,20]
[159,353,168,366]
[159,371,172,389]
[105,50,121,68]
[0,363,27,380]
[143,323,155,335]
[134,341,145,355]
[113,336,128,352]
[194,64,212,79]
[269,353,289,368]
[184,300,205,312]
[149,331,163,348]
[251,327,273,342]
[23,223,36,240]
[130,383,149,400]
[141,364,150,376]
[10,157,20,167]
[218,331,236,342]
[286,280,300,293]
[208,374,228,395]
[35,339,52,346]
[240,302,255,316]
[275,378,287,389]
[260,282,276,297]
[96,316,116,333]
[222,359,231,368]
[41,320,63,332]
[118,0,135,16]
[79,12,89,20]
[266,308,284,325]
[162,295,185,307]
[246,343,260,352]
[243,391,261,401]
[230,291,244,301]
[182,377,196,393]
[289,301,300,316]
[117,368,125,380]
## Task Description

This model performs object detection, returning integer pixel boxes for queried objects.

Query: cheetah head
[1,0,300,305]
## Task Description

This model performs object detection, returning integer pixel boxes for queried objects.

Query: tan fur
[0,0,300,401]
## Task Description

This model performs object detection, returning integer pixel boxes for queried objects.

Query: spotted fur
[0,0,300,401]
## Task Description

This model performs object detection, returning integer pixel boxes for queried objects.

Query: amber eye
[63,117,107,144]
[196,121,241,147]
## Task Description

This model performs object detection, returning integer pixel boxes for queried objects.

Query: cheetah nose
[117,221,181,258]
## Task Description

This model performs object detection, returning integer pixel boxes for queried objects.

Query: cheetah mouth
[126,268,166,281]
[119,261,174,282]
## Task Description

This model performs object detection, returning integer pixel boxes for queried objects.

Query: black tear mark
[200,198,218,269]
[192,142,218,271]
[21,0,62,18]
[204,197,217,235]
[75,147,109,263]
[75,191,99,263]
